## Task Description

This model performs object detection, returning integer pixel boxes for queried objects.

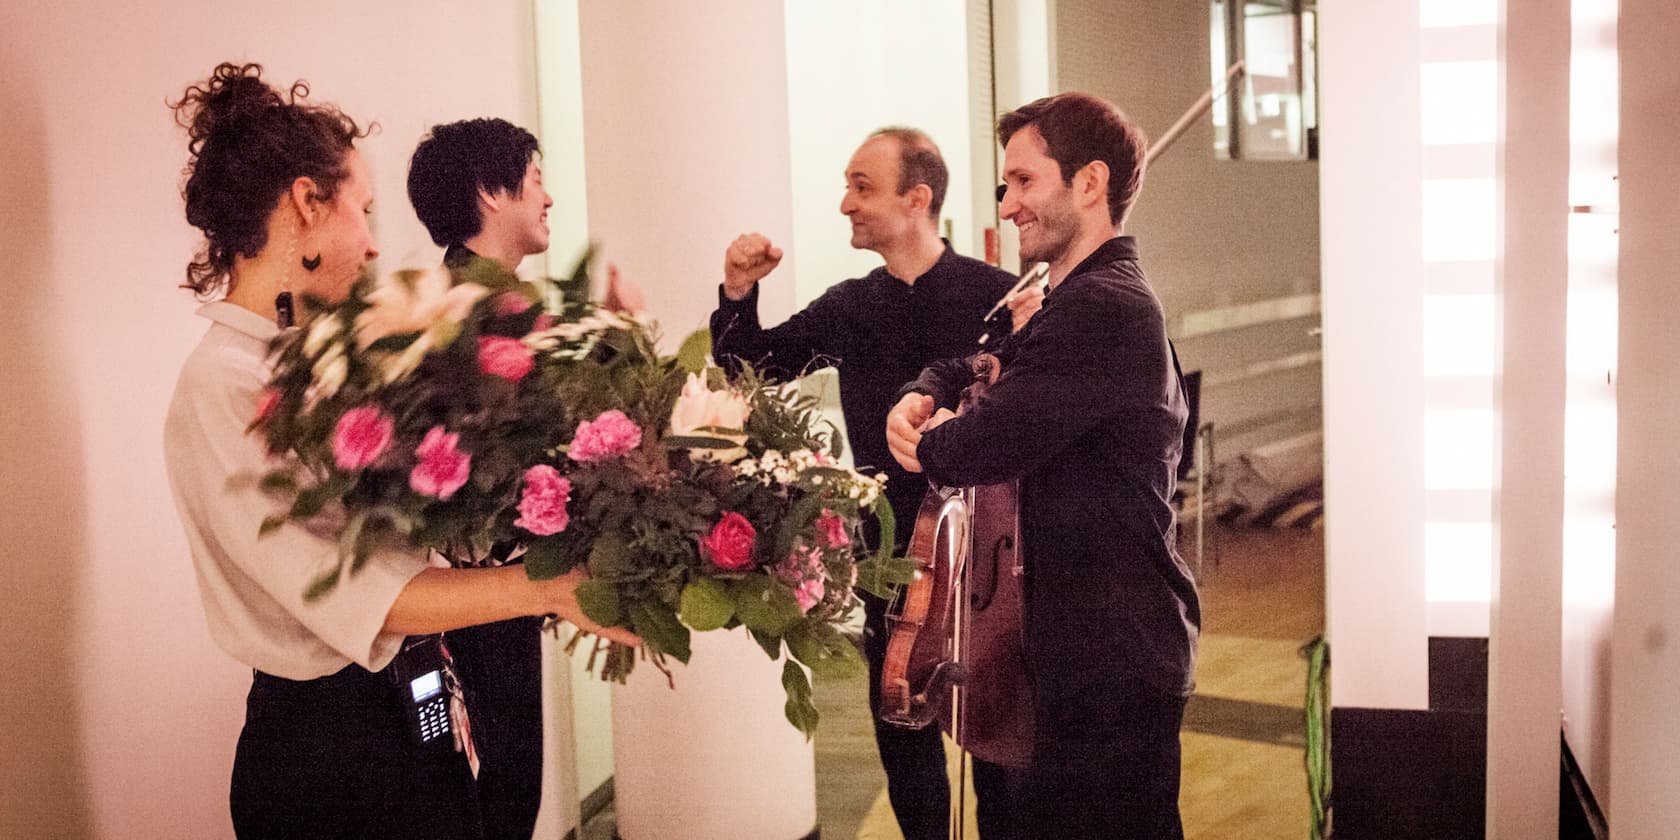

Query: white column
[575,4,816,839]
[1486,0,1569,836]
[1609,0,1680,834]
[1318,0,1429,710]
[576,0,799,351]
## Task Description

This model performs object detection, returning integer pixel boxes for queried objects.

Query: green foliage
[731,576,803,637]
[256,247,891,735]
[1304,635,1331,840]
[675,328,712,375]
[679,578,735,631]
[575,577,622,627]
[786,623,865,680]
[782,661,819,739]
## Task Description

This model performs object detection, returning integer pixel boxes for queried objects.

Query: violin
[879,354,1035,772]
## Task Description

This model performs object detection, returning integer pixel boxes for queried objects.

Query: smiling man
[709,127,1037,840]
[406,117,553,840]
[887,93,1200,838]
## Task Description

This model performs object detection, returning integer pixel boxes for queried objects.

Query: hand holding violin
[887,393,955,474]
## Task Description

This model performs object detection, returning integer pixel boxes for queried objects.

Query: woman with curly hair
[162,61,635,839]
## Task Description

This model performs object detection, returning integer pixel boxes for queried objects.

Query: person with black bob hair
[404,115,553,840]
[162,62,636,839]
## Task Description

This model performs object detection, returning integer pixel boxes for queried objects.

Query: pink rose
[569,410,643,462]
[779,546,827,613]
[816,509,850,549]
[332,405,395,470]
[254,388,281,424]
[700,512,757,570]
[514,465,572,536]
[478,335,534,382]
[410,426,472,500]
[531,313,556,332]
[495,292,534,316]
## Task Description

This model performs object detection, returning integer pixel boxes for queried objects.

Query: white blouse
[164,301,429,680]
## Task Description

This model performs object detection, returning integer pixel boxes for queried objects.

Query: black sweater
[709,242,1017,548]
[906,236,1201,709]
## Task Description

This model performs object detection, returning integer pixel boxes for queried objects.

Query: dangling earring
[277,235,299,329]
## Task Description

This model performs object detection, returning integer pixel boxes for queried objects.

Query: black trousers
[446,616,546,840]
[231,664,483,839]
[1024,679,1187,839]
[862,593,1024,840]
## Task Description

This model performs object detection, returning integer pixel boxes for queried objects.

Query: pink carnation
[478,336,534,382]
[569,410,643,462]
[495,292,534,316]
[779,546,827,613]
[816,509,850,549]
[332,405,395,470]
[514,465,572,536]
[700,512,757,570]
[410,426,472,500]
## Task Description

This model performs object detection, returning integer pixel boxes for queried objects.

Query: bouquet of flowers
[251,254,908,735]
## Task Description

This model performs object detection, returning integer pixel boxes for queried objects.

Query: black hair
[407,118,542,247]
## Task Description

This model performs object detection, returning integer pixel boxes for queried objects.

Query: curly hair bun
[175,63,295,157]
[170,62,364,298]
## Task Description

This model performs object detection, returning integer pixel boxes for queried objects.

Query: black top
[709,241,1017,548]
[905,236,1200,702]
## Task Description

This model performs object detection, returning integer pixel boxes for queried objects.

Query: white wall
[1318,0,1430,710]
[0,3,543,837]
[1609,0,1680,832]
[783,1,979,307]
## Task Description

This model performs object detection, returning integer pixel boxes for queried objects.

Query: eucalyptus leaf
[781,660,819,739]
[871,495,896,565]
[664,435,742,451]
[749,627,784,660]
[679,578,735,631]
[629,601,692,664]
[303,566,342,602]
[732,576,801,637]
[574,577,622,627]
[521,537,572,580]
[258,471,298,495]
[786,624,866,680]
[675,329,712,375]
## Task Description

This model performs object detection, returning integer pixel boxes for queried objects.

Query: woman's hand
[538,566,642,646]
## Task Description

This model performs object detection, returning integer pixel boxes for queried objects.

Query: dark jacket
[906,236,1200,741]
[710,241,1017,548]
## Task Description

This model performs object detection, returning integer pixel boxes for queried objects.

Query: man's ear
[289,177,319,225]
[477,186,502,216]
[1077,160,1110,213]
[905,183,933,216]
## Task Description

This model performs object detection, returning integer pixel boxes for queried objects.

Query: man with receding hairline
[889,92,1200,838]
[710,126,1040,840]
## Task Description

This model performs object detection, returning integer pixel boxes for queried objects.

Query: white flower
[354,267,488,351]
[303,314,341,356]
[669,372,751,463]
[376,331,435,384]
[312,345,348,399]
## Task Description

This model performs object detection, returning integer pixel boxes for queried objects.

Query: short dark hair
[997,92,1147,226]
[170,62,369,297]
[407,118,541,247]
[869,126,947,219]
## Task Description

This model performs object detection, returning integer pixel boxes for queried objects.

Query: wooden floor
[812,522,1326,840]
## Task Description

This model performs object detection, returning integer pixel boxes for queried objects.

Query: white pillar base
[609,628,817,840]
